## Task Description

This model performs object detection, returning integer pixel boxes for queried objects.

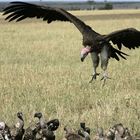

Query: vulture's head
[34,112,43,119]
[106,127,115,140]
[81,46,92,62]
[0,122,5,130]
[80,122,85,129]
[47,119,60,131]
[17,112,23,119]
[80,122,90,135]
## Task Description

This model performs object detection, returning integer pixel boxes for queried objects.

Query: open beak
[80,47,91,62]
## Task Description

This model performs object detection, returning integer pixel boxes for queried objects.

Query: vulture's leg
[100,45,111,84]
[89,52,100,83]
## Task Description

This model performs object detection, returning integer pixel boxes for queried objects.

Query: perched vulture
[23,125,40,140]
[94,127,104,140]
[79,122,90,135]
[64,126,84,140]
[41,127,56,140]
[34,112,59,140]
[78,129,91,140]
[0,121,12,140]
[34,112,46,129]
[112,123,125,138]
[23,113,41,140]
[3,2,140,83]
[46,119,60,131]
[10,112,25,140]
[112,124,133,140]
[105,123,132,140]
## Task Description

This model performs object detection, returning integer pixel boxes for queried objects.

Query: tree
[87,0,95,10]
[104,3,113,10]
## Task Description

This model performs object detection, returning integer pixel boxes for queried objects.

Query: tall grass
[0,10,140,138]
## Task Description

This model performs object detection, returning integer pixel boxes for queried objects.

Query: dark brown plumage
[34,112,46,129]
[64,126,84,140]
[10,112,25,140]
[3,2,140,83]
[23,113,42,140]
[46,119,60,131]
[0,122,12,140]
[41,128,55,140]
[78,123,91,140]
[79,122,90,135]
[34,112,59,140]
[105,123,133,140]
[23,126,40,140]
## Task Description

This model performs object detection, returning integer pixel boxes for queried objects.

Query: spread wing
[3,1,91,34]
[104,28,140,50]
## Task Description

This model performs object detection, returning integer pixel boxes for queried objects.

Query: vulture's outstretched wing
[104,28,140,50]
[3,1,91,34]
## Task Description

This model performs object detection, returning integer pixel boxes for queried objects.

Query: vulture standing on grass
[23,113,42,140]
[34,112,60,140]
[46,119,60,132]
[94,127,104,140]
[3,2,140,83]
[0,122,12,140]
[79,123,90,134]
[78,124,91,140]
[64,126,81,140]
[10,112,25,140]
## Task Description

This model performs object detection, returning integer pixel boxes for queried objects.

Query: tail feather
[111,48,129,61]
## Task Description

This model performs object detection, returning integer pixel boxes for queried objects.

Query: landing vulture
[3,2,140,83]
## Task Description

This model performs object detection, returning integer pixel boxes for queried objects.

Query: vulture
[78,130,90,140]
[23,113,41,140]
[105,123,132,140]
[79,122,90,135]
[34,112,60,131]
[94,127,104,140]
[34,112,60,140]
[23,125,40,140]
[10,112,25,140]
[112,123,125,138]
[34,112,46,129]
[3,1,140,83]
[78,123,91,140]
[46,119,60,131]
[41,125,56,140]
[112,124,133,140]
[64,126,90,140]
[123,128,133,140]
[106,127,116,140]
[64,126,86,140]
[0,121,12,140]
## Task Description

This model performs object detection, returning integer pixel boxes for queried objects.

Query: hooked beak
[80,47,91,62]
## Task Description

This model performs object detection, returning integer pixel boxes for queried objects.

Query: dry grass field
[0,9,140,138]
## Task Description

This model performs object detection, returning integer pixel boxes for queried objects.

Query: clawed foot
[89,73,100,83]
[100,73,111,86]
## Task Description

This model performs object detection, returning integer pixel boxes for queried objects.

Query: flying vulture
[3,2,140,83]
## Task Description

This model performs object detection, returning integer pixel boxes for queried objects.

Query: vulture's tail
[110,48,129,61]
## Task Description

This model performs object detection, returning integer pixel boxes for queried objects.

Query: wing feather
[110,47,129,61]
[104,28,140,50]
[3,1,90,34]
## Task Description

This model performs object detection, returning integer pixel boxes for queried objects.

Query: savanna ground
[0,9,140,138]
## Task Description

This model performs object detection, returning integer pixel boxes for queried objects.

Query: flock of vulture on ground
[1,3,140,139]
[2,1,140,84]
[0,112,139,140]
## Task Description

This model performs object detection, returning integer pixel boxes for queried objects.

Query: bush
[105,3,113,10]
[99,3,113,10]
